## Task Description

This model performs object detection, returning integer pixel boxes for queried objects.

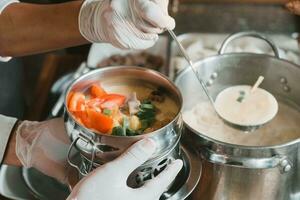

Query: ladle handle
[219,31,280,58]
[168,30,215,106]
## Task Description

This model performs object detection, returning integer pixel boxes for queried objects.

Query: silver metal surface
[219,32,280,131]
[176,31,300,200]
[51,62,90,117]
[163,145,201,200]
[68,144,202,200]
[219,31,280,57]
[0,165,36,200]
[64,66,183,174]
[168,30,216,109]
[22,168,69,200]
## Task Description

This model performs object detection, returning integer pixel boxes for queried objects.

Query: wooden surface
[25,53,84,121]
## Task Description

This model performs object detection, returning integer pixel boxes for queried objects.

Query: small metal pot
[175,32,300,200]
[64,66,183,174]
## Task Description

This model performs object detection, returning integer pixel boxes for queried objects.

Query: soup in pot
[67,83,179,136]
[183,100,300,146]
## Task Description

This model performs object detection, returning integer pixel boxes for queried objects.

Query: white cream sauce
[183,101,300,146]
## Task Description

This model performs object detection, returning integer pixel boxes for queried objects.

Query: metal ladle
[168,30,277,132]
[168,30,215,107]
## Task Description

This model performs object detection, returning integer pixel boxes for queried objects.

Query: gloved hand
[79,0,175,49]
[67,138,183,200]
[15,118,71,183]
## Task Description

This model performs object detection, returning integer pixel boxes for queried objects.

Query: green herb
[140,103,154,110]
[126,128,138,136]
[103,108,112,116]
[237,90,246,103]
[112,126,125,136]
[239,91,246,96]
[137,101,156,131]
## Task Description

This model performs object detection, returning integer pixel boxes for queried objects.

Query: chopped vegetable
[90,84,107,98]
[69,92,85,112]
[73,110,91,128]
[126,128,138,136]
[129,115,141,130]
[67,83,172,137]
[112,126,125,136]
[103,108,112,116]
[67,91,74,108]
[100,94,126,108]
[237,90,246,103]
[137,101,156,131]
[86,108,113,134]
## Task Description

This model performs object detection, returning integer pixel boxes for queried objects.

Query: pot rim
[64,66,183,139]
[176,52,300,149]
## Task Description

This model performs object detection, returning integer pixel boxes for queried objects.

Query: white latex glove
[79,0,175,49]
[68,138,183,200]
[15,118,71,183]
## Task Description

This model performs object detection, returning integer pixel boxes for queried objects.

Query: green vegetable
[237,90,246,103]
[140,103,154,110]
[137,101,156,131]
[103,108,112,116]
[112,126,125,136]
[126,128,138,136]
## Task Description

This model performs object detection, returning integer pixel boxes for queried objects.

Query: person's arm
[2,121,22,166]
[0,1,88,57]
[286,1,300,15]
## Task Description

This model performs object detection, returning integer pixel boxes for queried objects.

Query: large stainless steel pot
[64,66,183,173]
[175,32,300,200]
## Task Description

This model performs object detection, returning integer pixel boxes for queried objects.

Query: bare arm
[0,1,88,57]
[3,121,21,166]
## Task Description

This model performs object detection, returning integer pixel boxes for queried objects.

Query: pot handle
[218,31,280,58]
[201,148,292,174]
[67,134,96,176]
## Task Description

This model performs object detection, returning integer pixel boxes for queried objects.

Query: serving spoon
[168,30,216,107]
[168,30,278,132]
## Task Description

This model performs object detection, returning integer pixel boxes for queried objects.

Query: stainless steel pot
[64,66,183,174]
[175,32,300,200]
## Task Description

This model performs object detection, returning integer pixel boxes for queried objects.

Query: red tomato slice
[90,84,107,98]
[73,110,91,128]
[86,108,113,134]
[100,94,126,109]
[67,91,74,108]
[68,92,85,112]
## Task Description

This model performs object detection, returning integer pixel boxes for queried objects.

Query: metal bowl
[64,66,183,169]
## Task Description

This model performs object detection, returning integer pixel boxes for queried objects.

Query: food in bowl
[67,83,178,136]
[97,52,164,71]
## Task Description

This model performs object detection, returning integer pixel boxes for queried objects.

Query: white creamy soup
[183,100,300,146]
